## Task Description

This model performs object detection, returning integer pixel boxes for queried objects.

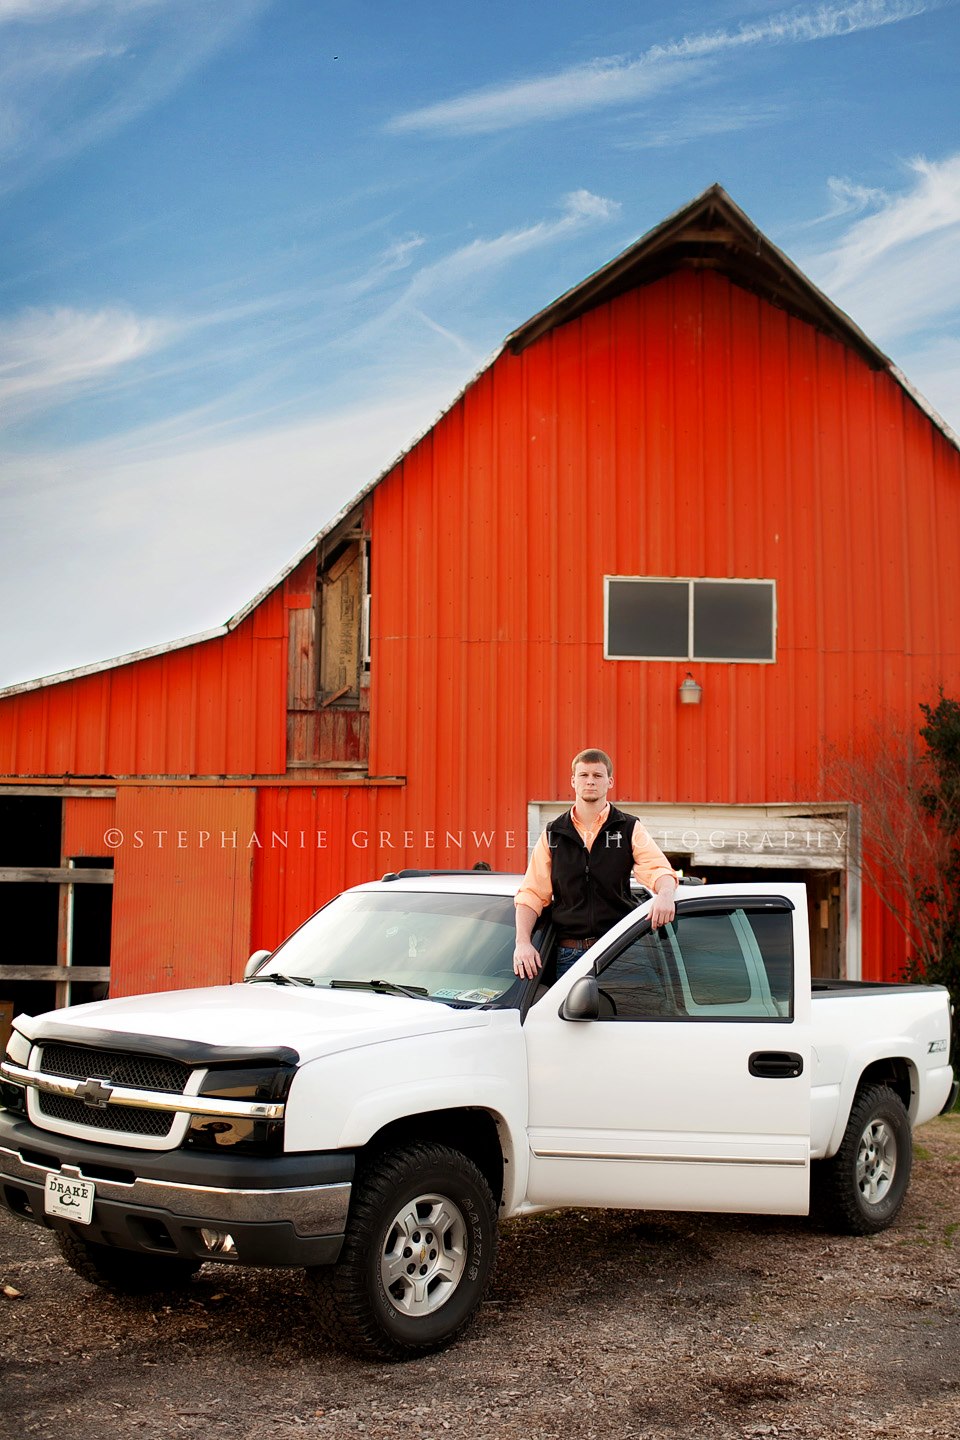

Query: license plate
[44,1173,95,1225]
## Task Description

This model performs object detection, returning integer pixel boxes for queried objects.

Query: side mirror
[243,949,272,980]
[560,975,600,1022]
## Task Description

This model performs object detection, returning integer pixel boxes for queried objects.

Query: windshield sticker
[456,988,502,1003]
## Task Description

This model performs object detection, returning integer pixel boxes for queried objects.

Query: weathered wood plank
[0,787,117,798]
[320,546,361,698]
[287,606,317,712]
[0,966,111,982]
[0,868,114,884]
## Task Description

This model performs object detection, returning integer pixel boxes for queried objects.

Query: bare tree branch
[823,723,951,979]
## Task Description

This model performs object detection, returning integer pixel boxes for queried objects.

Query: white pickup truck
[1,874,955,1359]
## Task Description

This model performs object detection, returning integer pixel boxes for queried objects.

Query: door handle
[749,1050,804,1079]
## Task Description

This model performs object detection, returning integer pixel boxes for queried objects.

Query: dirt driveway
[2,1113,959,1440]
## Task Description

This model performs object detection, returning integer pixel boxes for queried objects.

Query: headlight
[184,1065,294,1154]
[0,1028,31,1115]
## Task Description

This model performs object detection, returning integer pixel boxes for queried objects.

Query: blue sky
[1,0,958,687]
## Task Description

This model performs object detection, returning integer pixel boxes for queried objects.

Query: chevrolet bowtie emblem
[75,1077,114,1108]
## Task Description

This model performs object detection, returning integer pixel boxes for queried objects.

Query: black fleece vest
[546,804,637,938]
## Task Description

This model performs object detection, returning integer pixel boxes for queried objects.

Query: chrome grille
[36,1043,190,1139]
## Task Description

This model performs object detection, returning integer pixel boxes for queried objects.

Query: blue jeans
[556,945,588,979]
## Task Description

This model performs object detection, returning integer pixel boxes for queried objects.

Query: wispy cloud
[386,54,702,137]
[340,190,621,355]
[615,102,784,150]
[814,154,960,291]
[0,187,621,439]
[0,0,268,193]
[395,191,619,306]
[0,305,175,420]
[800,154,960,389]
[387,0,929,136]
[0,0,113,17]
[0,0,158,16]
[795,174,890,227]
[0,378,456,685]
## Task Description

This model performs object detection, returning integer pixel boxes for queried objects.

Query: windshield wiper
[328,979,430,999]
[248,972,315,987]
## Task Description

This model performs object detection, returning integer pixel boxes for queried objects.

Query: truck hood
[17,983,490,1065]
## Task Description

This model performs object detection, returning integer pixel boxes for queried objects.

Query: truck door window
[593,930,679,1019]
[667,913,751,1006]
[595,908,793,1021]
[741,910,793,1014]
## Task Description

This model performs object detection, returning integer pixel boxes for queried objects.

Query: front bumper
[0,1112,353,1268]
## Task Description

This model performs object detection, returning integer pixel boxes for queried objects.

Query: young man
[513,748,678,980]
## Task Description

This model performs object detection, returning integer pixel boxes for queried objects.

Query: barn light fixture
[678,673,702,705]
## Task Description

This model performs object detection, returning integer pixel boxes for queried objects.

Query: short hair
[571,748,613,775]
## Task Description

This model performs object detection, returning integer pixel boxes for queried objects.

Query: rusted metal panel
[315,710,368,764]
[287,711,369,768]
[110,787,254,995]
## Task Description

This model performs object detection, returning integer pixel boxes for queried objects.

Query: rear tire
[307,1142,498,1360]
[55,1228,201,1294]
[812,1083,912,1235]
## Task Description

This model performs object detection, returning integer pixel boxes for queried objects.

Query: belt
[556,936,598,950]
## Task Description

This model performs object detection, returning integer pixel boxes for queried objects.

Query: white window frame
[603,576,777,663]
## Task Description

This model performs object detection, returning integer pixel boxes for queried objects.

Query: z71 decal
[928,1039,948,1054]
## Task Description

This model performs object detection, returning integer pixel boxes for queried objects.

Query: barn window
[604,578,776,662]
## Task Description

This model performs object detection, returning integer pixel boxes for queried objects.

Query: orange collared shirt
[515,803,677,917]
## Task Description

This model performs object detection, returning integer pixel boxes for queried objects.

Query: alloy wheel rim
[856,1118,897,1204]
[379,1192,468,1316]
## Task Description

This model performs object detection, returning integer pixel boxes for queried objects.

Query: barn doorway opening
[667,855,844,979]
[0,795,113,1042]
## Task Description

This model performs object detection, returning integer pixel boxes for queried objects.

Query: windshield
[251,889,520,1005]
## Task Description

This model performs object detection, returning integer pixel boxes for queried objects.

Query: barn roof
[3,183,957,699]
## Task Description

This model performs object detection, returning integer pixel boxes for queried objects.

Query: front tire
[308,1142,498,1360]
[54,1228,201,1294]
[812,1083,912,1235]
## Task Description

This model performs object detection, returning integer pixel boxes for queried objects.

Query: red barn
[1,185,958,1027]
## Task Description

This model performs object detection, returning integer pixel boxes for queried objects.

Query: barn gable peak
[508,183,887,370]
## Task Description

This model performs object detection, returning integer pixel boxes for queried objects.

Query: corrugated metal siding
[63,796,115,857]
[249,785,504,951]
[0,598,287,778]
[110,787,254,994]
[252,787,389,949]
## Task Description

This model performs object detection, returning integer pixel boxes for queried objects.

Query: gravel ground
[2,1114,959,1440]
